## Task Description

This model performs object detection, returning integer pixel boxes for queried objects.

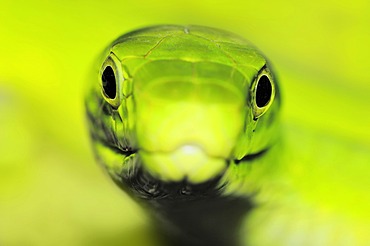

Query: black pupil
[256,75,272,107]
[102,66,116,99]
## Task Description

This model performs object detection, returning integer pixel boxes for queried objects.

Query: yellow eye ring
[100,52,124,108]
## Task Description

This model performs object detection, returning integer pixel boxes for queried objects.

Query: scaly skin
[85,25,369,246]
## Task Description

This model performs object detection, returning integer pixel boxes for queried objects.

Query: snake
[85,25,369,246]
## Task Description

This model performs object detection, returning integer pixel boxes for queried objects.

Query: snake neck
[116,166,253,246]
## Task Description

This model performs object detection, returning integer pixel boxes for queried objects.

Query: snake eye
[256,75,272,107]
[100,53,123,108]
[251,67,275,119]
[102,66,116,99]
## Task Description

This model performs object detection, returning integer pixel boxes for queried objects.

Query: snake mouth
[104,140,269,175]
[112,143,269,187]
[107,142,268,163]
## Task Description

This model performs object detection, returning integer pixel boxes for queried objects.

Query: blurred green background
[0,0,369,245]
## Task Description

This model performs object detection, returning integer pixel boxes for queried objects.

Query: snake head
[85,25,280,197]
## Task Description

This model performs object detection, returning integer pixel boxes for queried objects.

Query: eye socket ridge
[100,53,124,108]
[251,66,275,119]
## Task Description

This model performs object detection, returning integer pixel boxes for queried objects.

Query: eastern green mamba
[85,25,369,246]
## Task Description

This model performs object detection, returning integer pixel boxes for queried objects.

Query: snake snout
[139,144,227,183]
[133,68,246,183]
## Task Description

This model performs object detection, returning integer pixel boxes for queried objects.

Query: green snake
[85,25,369,246]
